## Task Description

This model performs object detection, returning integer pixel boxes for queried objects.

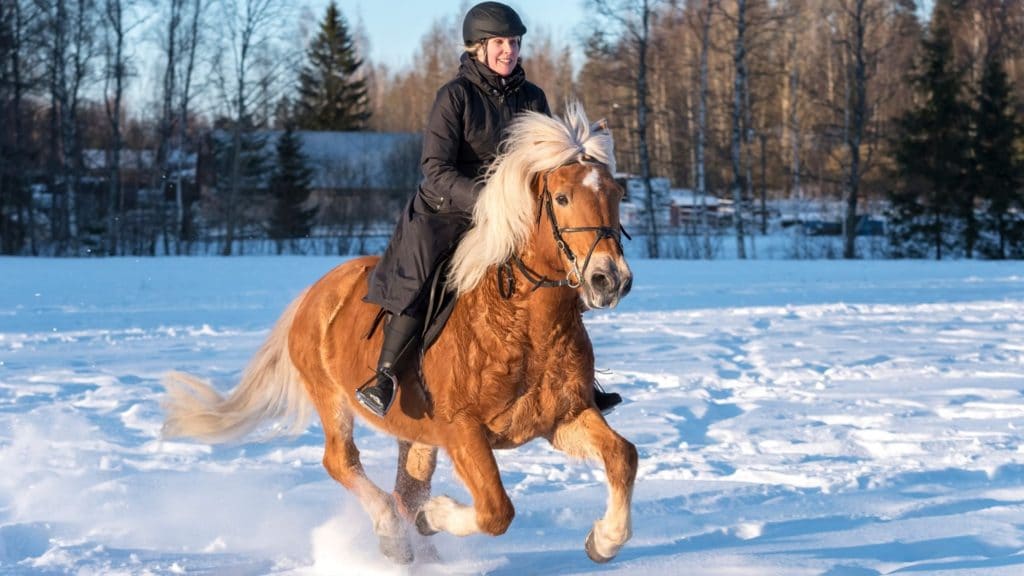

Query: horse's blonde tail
[161,291,312,444]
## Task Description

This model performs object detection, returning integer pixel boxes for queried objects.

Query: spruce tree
[890,2,971,260]
[268,125,316,254]
[970,51,1024,259]
[295,2,370,131]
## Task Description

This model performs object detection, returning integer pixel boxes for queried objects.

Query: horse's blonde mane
[448,101,615,295]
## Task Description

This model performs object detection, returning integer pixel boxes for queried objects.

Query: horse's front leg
[415,418,514,537]
[551,407,638,563]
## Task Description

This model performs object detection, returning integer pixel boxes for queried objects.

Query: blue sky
[322,0,589,69]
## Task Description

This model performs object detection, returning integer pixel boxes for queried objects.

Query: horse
[161,101,637,566]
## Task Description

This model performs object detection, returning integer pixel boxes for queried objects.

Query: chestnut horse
[162,102,637,565]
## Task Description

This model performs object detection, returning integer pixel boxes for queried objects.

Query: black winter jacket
[366,53,549,316]
[418,52,550,214]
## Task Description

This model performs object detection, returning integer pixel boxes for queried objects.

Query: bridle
[498,163,630,299]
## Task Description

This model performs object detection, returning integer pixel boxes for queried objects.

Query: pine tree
[295,2,370,131]
[890,2,971,260]
[267,125,316,254]
[970,50,1024,259]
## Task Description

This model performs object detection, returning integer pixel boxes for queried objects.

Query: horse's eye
[555,194,569,206]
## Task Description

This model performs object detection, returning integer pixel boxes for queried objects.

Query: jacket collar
[459,52,526,99]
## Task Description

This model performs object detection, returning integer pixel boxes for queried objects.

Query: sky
[321,0,589,70]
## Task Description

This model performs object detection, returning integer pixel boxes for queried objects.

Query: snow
[2,256,1024,575]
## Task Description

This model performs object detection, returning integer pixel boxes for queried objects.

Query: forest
[1,0,1022,259]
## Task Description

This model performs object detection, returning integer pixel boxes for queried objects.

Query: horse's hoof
[415,509,438,536]
[379,535,414,565]
[585,530,614,564]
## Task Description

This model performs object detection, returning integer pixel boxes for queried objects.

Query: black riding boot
[356,312,423,417]
[594,379,622,414]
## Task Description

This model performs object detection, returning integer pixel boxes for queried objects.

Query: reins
[497,165,628,299]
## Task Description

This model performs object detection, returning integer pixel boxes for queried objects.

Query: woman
[358,1,621,417]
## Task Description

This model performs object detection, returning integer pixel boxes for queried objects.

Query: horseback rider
[358,1,622,417]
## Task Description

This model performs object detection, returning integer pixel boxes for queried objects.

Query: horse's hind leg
[318,394,413,564]
[551,408,637,563]
[394,440,440,561]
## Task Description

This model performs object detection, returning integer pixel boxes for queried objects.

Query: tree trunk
[161,0,181,254]
[697,0,716,259]
[730,0,748,259]
[788,26,801,204]
[104,0,126,256]
[176,0,202,255]
[636,0,658,259]
[843,0,868,260]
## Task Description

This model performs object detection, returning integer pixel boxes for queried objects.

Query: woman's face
[481,36,520,77]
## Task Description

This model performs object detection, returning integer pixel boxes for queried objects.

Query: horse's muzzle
[583,256,632,309]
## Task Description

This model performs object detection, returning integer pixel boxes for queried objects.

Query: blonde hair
[465,37,522,63]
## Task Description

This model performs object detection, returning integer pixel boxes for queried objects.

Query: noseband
[498,164,629,299]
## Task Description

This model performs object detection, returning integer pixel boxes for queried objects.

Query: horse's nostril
[621,275,633,297]
[591,272,611,293]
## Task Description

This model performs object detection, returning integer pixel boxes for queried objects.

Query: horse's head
[448,101,632,309]
[535,159,632,309]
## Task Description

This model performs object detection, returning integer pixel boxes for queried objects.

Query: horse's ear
[591,118,609,133]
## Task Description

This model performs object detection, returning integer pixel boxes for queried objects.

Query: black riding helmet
[463,2,527,45]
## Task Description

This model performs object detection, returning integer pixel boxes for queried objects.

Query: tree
[157,0,204,255]
[836,0,868,259]
[43,0,97,255]
[0,0,31,255]
[891,1,971,260]
[295,1,369,131]
[267,125,315,253]
[693,0,719,259]
[588,0,662,258]
[208,124,270,253]
[970,49,1024,259]
[101,0,146,256]
[729,0,750,259]
[522,28,576,116]
[211,0,287,255]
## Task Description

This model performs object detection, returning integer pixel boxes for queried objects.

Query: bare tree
[522,27,576,115]
[693,0,719,258]
[0,0,38,254]
[368,13,460,132]
[101,0,146,255]
[158,0,204,255]
[727,0,750,259]
[42,0,96,255]
[211,0,288,255]
[588,0,662,258]
[815,0,899,259]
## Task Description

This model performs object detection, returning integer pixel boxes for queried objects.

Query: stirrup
[357,369,397,417]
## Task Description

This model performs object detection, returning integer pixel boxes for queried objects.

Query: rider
[358,1,622,417]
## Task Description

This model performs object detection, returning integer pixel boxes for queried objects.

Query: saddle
[366,256,457,353]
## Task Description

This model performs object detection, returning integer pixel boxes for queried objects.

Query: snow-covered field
[2,257,1024,575]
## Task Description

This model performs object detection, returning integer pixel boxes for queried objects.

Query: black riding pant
[365,194,471,317]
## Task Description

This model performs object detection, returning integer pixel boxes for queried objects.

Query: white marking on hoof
[421,495,479,536]
[586,519,629,561]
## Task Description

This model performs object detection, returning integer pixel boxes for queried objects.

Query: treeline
[1,0,1023,259]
